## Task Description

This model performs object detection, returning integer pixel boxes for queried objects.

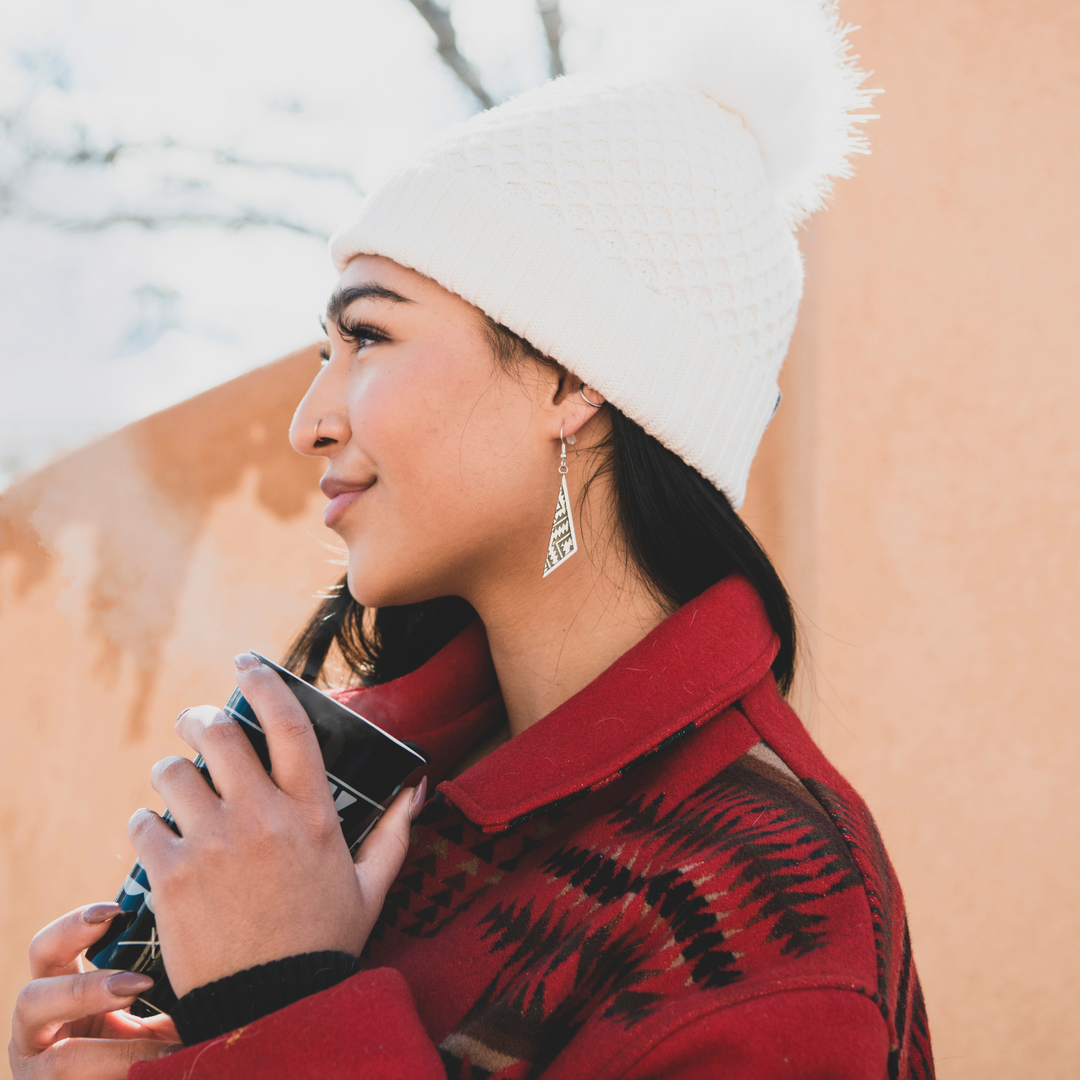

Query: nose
[289,362,351,457]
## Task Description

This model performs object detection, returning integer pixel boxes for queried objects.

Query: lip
[320,475,376,529]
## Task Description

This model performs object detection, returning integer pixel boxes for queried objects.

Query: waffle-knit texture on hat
[332,76,803,507]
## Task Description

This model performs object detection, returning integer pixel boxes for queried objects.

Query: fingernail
[176,707,192,722]
[409,776,428,821]
[234,652,261,672]
[106,971,155,997]
[158,1043,184,1057]
[83,902,122,925]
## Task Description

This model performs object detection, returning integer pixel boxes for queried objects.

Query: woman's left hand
[129,653,424,1000]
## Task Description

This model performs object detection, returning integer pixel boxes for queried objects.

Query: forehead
[333,254,471,315]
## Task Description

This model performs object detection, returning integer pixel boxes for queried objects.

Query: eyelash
[338,320,388,351]
[318,319,389,367]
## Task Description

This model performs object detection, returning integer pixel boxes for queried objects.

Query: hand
[9,903,181,1079]
[128,653,423,998]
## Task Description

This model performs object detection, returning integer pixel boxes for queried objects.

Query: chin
[345,558,443,611]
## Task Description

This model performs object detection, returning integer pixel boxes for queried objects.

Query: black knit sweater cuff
[170,950,363,1046]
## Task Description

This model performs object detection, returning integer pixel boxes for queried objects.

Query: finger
[12,969,154,1055]
[174,706,269,801]
[233,654,327,803]
[126,807,180,874]
[99,1008,180,1045]
[353,780,424,904]
[18,1035,180,1079]
[149,756,219,833]
[29,905,124,981]
[132,1013,180,1045]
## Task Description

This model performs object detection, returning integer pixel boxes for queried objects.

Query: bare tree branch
[536,0,565,79]
[0,98,358,239]
[19,209,329,239]
[213,150,365,194]
[402,0,496,109]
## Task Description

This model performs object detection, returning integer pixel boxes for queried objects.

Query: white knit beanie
[330,0,874,508]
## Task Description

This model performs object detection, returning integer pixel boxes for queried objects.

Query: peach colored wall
[2,2,1079,1077]
[0,346,337,1077]
[741,0,1080,1075]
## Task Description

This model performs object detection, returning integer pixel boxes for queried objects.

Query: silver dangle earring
[543,427,579,577]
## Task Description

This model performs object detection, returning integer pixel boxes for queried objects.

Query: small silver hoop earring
[543,425,579,578]
[579,388,602,408]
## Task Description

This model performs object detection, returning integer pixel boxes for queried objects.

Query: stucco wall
[2,1,1078,1075]
[0,346,336,1077]
[739,0,1080,1074]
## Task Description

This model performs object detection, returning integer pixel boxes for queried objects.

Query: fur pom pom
[601,0,878,227]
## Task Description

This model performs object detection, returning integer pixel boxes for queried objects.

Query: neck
[467,524,669,741]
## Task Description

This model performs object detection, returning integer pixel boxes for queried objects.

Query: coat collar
[335,575,778,832]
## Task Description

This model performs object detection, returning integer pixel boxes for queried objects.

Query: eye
[338,319,388,352]
[319,344,330,366]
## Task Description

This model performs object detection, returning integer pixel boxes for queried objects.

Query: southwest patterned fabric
[133,577,934,1080]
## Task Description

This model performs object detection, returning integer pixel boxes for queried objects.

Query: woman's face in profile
[290,255,561,609]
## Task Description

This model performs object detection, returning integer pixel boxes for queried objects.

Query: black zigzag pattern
[368,794,577,950]
[435,748,868,1077]
[539,848,741,994]
[607,757,863,957]
[802,779,897,1008]
[800,778,935,1080]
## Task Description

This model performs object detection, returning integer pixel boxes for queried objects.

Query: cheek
[351,364,483,504]
[341,353,549,594]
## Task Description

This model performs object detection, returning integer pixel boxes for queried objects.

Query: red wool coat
[131,577,934,1079]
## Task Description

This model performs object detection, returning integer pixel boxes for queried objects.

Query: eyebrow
[323,283,415,331]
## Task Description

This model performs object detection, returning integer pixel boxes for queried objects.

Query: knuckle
[27,927,49,969]
[127,808,150,836]
[252,811,289,847]
[153,851,191,890]
[47,1037,88,1075]
[14,979,40,1017]
[198,825,232,859]
[116,1039,147,1067]
[388,826,411,864]
[174,705,217,732]
[127,807,164,847]
[310,810,340,847]
[319,803,342,834]
[156,756,190,783]
[67,971,94,1010]
[200,714,240,746]
[274,713,312,742]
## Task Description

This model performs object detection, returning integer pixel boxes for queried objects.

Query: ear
[544,372,607,441]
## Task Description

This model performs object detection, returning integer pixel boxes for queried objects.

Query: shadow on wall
[0,343,325,741]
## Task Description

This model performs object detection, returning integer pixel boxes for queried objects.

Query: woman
[9,3,935,1077]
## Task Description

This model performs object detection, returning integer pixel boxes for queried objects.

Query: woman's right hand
[9,903,181,1079]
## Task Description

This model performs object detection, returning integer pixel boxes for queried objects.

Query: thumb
[353,777,426,902]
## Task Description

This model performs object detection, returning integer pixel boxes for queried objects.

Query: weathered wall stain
[0,344,323,740]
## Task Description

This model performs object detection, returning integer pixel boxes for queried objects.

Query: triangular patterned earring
[543,427,578,577]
